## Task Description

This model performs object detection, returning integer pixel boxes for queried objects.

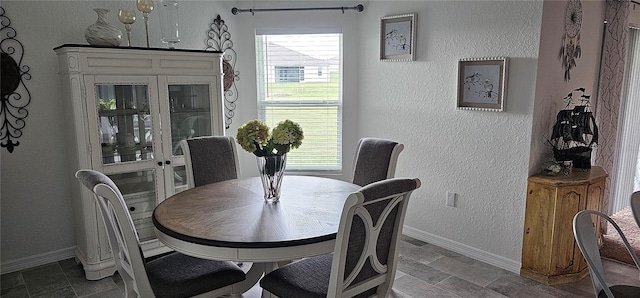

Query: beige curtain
[595,0,631,221]
[610,27,640,214]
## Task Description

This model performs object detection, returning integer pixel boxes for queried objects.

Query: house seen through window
[255,30,343,171]
[275,66,304,82]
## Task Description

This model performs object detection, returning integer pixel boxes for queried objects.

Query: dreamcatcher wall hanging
[559,0,582,81]
[206,15,239,129]
[1,7,32,153]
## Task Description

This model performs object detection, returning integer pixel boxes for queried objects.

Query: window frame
[255,28,343,173]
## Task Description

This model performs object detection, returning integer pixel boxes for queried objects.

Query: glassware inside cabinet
[107,170,157,242]
[96,84,153,165]
[168,84,212,156]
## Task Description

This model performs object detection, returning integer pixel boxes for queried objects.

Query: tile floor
[2,236,639,297]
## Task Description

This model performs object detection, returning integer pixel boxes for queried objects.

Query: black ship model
[549,88,598,169]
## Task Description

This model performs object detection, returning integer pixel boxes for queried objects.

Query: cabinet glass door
[86,76,164,244]
[107,170,158,242]
[167,83,213,156]
[158,76,222,196]
[95,84,154,165]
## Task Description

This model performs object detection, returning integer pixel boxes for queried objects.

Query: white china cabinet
[55,45,224,280]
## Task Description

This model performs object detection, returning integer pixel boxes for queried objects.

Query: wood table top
[153,175,361,249]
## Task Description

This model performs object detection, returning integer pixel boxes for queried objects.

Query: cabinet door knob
[165,160,171,165]
[157,161,163,166]
[526,228,530,234]
[129,206,136,212]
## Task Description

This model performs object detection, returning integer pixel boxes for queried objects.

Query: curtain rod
[231,4,364,15]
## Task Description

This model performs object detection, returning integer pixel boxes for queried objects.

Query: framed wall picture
[380,13,416,61]
[457,57,509,112]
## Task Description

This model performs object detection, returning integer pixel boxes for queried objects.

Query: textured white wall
[358,1,542,262]
[0,0,241,266]
[6,0,601,271]
[529,0,605,175]
[0,0,361,268]
[1,1,94,265]
[632,2,640,25]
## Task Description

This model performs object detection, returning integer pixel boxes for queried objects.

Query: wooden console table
[520,166,607,284]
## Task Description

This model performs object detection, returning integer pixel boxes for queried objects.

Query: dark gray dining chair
[352,137,404,186]
[573,210,640,298]
[260,177,421,298]
[75,169,246,298]
[179,136,240,188]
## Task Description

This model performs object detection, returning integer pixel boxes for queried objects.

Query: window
[255,29,342,171]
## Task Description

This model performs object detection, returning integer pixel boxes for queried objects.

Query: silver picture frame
[457,57,509,112]
[380,13,416,62]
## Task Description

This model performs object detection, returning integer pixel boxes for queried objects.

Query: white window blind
[255,30,343,171]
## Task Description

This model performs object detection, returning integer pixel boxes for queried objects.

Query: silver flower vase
[257,154,287,203]
[85,8,123,46]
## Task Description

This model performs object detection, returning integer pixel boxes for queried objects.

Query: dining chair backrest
[328,177,420,297]
[352,137,404,186]
[573,210,640,298]
[259,178,420,297]
[75,169,155,297]
[631,191,640,228]
[76,169,248,298]
[180,136,240,188]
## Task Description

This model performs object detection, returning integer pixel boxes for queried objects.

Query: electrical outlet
[446,192,456,207]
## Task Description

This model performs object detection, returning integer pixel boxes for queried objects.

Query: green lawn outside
[265,72,340,101]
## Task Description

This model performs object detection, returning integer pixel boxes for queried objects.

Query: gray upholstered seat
[573,210,640,298]
[75,169,246,298]
[352,137,404,186]
[260,178,421,298]
[631,191,640,228]
[180,136,240,188]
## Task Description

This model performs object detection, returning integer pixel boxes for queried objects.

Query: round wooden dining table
[152,175,360,293]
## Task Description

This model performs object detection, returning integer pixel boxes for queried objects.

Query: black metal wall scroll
[1,7,32,153]
[206,15,239,130]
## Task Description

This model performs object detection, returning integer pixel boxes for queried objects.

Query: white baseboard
[0,228,523,276]
[403,226,521,274]
[1,246,76,274]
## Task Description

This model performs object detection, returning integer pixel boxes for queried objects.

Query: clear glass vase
[159,0,180,48]
[257,154,287,203]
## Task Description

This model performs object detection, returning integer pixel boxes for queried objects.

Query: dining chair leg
[230,282,245,297]
[124,280,137,298]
